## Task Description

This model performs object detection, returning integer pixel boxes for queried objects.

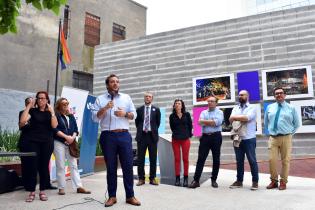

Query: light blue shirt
[264,101,300,135]
[230,102,257,140]
[92,92,137,131]
[199,107,223,133]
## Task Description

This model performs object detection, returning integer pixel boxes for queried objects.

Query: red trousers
[172,139,190,176]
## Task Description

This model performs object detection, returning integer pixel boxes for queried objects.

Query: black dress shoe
[211,180,218,188]
[183,176,188,187]
[188,180,200,189]
[47,185,58,190]
[175,176,180,186]
[149,179,159,185]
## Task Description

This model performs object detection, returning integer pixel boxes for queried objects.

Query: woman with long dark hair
[53,97,91,195]
[169,99,193,187]
[19,91,58,202]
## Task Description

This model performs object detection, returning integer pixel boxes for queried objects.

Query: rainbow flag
[59,27,71,70]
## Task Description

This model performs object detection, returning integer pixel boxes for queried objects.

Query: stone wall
[94,5,315,163]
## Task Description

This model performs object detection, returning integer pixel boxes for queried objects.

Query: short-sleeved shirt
[230,103,256,140]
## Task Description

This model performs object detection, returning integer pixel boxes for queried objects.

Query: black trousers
[20,140,53,191]
[193,132,222,182]
[137,132,157,180]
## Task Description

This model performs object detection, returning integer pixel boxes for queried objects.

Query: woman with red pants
[169,99,193,187]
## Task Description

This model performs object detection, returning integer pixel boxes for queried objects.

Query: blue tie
[273,103,282,132]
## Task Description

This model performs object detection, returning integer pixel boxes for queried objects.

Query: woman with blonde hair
[53,97,91,195]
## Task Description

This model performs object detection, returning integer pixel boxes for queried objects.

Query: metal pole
[46,79,50,93]
[54,19,62,105]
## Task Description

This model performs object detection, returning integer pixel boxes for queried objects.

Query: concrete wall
[94,5,315,163]
[0,0,146,95]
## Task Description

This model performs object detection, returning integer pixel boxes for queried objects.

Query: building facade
[94,5,315,162]
[0,0,146,95]
[243,0,315,15]
[0,0,146,131]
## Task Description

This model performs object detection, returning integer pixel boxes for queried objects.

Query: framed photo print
[262,65,313,100]
[192,74,235,105]
[290,100,315,133]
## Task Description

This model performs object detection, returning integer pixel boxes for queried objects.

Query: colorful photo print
[193,74,235,105]
[262,66,313,100]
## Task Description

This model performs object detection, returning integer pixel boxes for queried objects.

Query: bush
[0,127,20,162]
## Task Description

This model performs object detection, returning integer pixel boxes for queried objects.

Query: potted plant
[0,127,21,175]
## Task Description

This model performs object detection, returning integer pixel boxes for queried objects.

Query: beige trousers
[268,135,292,183]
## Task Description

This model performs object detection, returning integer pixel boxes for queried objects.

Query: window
[84,12,100,47]
[63,5,71,39]
[112,23,126,42]
[72,70,93,93]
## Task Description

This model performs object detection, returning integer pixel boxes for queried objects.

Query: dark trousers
[137,132,157,180]
[100,131,134,198]
[20,140,53,191]
[194,132,222,182]
[234,137,259,182]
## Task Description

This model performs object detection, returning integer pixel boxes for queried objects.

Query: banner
[61,86,89,130]
[79,95,99,175]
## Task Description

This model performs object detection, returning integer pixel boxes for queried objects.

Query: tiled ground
[219,157,315,178]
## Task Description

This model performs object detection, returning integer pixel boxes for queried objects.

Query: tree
[0,0,67,34]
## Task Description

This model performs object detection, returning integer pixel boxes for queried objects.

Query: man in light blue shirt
[92,74,140,207]
[264,87,300,190]
[229,90,259,190]
[189,96,223,189]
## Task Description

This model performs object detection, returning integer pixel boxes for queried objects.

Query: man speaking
[92,74,141,207]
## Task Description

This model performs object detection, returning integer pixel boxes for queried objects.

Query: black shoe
[188,180,200,189]
[183,176,188,187]
[175,176,180,186]
[211,180,218,188]
[47,185,58,190]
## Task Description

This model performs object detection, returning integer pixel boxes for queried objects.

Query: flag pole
[54,19,62,105]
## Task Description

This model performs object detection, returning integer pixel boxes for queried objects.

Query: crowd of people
[17,73,300,208]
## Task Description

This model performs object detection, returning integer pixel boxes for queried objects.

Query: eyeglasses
[274,92,284,95]
[61,102,69,106]
[37,97,47,100]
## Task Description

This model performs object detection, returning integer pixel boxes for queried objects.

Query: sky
[134,0,244,35]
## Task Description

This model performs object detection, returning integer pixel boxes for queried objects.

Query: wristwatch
[125,112,129,118]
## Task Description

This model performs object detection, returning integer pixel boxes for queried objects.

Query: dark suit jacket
[135,105,161,143]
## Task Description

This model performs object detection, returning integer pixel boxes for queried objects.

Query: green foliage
[0,127,20,162]
[95,141,103,156]
[0,0,67,34]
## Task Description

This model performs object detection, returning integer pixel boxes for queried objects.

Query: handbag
[69,140,80,158]
[60,114,80,158]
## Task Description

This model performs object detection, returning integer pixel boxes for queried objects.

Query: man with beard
[229,90,259,190]
[92,74,141,207]
[135,92,161,186]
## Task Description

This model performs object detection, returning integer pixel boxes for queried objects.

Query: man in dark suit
[135,92,161,186]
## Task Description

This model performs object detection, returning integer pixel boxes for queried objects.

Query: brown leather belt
[109,129,128,133]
